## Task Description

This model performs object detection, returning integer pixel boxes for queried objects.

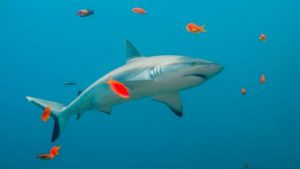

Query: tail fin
[26,96,69,142]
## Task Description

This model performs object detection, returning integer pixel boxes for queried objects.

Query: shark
[26,40,223,142]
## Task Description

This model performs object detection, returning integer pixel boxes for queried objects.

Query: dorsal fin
[125,39,142,62]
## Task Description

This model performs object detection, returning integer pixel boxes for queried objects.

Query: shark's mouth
[186,74,207,80]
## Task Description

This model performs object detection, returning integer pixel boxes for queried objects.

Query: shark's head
[113,41,223,92]
[158,55,223,89]
[178,56,223,79]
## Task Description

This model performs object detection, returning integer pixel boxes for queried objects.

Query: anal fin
[96,105,112,115]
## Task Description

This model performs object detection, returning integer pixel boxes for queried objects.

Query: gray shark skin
[26,40,223,142]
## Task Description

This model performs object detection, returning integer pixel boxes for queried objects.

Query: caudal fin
[26,96,69,142]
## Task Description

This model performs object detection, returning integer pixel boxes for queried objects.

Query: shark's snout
[189,63,223,80]
[211,63,224,73]
[205,63,223,79]
[183,61,223,80]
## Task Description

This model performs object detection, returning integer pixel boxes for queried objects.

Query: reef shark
[26,40,223,142]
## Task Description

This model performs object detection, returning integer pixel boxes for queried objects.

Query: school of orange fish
[37,5,267,160]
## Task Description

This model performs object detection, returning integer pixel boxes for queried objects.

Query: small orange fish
[77,9,94,17]
[132,7,146,14]
[108,78,130,99]
[37,146,61,160]
[260,74,266,84]
[186,23,207,34]
[259,33,266,42]
[241,88,246,95]
[41,107,51,122]
[49,146,61,158]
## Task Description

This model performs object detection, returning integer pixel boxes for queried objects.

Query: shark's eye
[190,62,197,66]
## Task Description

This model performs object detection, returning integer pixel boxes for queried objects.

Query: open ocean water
[1,0,300,168]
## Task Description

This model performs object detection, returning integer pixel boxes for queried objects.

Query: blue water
[1,0,300,168]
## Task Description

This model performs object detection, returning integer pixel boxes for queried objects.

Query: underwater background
[1,0,300,168]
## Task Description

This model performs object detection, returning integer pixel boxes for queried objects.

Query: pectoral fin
[153,93,183,117]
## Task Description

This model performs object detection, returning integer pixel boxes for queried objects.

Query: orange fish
[259,33,266,42]
[132,7,146,14]
[41,107,51,122]
[260,74,266,84]
[49,146,61,158]
[37,146,61,160]
[241,88,246,95]
[108,78,130,99]
[77,9,94,17]
[186,23,207,33]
